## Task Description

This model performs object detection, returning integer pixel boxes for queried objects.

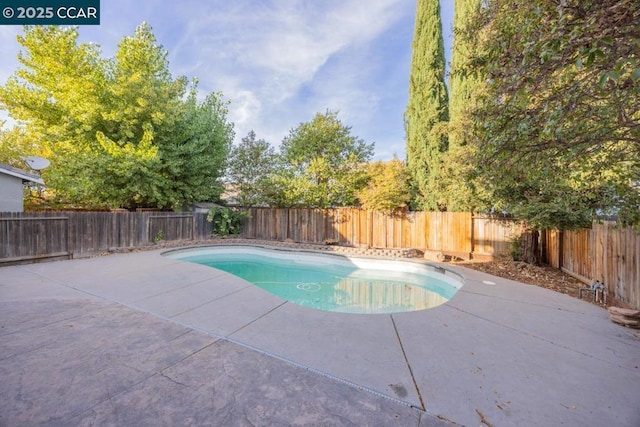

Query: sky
[0,1,454,161]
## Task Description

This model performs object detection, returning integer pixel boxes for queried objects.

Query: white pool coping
[163,244,464,291]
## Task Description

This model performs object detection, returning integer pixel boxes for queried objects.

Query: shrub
[510,234,521,261]
[207,207,251,237]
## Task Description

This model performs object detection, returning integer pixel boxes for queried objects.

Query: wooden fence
[241,208,639,309]
[544,223,640,310]
[3,208,637,309]
[0,211,210,264]
[240,208,521,260]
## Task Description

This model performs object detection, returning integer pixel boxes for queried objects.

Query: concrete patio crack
[390,314,426,412]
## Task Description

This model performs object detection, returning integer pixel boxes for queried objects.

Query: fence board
[545,222,640,309]
[543,229,561,268]
[473,216,521,258]
[0,212,210,263]
[0,213,69,259]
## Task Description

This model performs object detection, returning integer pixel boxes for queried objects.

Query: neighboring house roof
[0,163,45,185]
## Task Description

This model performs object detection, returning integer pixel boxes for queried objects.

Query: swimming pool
[165,246,462,314]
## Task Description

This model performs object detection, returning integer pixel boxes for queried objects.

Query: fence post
[285,208,290,241]
[558,230,564,270]
[470,213,475,258]
[66,215,72,257]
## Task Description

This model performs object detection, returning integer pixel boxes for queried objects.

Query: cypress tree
[449,0,482,129]
[442,0,483,211]
[405,0,449,211]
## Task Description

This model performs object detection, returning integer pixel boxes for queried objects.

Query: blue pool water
[166,246,461,314]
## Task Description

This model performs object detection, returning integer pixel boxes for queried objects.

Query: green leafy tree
[225,130,278,206]
[0,24,233,210]
[469,0,640,229]
[441,0,484,211]
[0,26,105,205]
[270,110,374,208]
[0,124,48,209]
[358,158,411,212]
[405,0,450,211]
[0,124,38,167]
[152,88,233,209]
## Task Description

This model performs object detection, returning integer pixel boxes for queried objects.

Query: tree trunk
[520,229,540,265]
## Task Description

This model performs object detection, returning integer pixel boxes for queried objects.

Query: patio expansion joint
[219,331,426,414]
[225,300,289,337]
[131,274,247,305]
[165,283,256,319]
[0,301,117,339]
[104,300,426,412]
[390,314,426,412]
[104,298,429,415]
[156,338,220,384]
[458,288,604,317]
[445,303,640,373]
[10,265,117,303]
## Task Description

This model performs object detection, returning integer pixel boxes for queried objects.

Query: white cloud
[156,0,412,151]
[228,89,262,128]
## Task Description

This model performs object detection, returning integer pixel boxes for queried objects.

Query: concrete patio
[1,246,639,426]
